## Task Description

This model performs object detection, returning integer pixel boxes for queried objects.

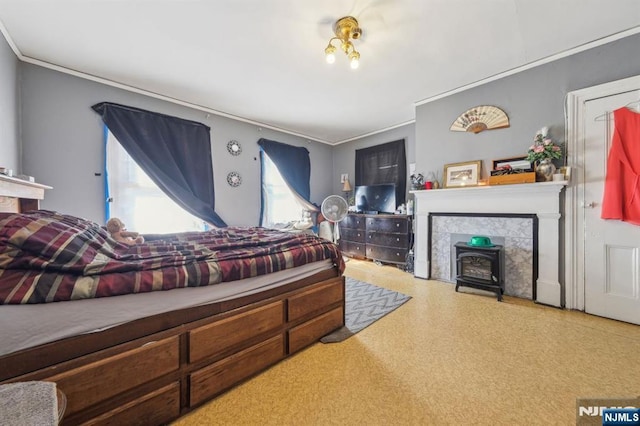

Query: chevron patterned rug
[320,277,411,343]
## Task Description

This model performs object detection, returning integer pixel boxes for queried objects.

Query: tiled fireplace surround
[412,182,566,307]
[430,214,536,299]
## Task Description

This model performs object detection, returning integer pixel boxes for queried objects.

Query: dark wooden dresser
[337,214,367,259]
[339,213,412,266]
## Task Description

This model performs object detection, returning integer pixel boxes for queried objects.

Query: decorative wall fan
[226,171,242,187]
[450,105,510,134]
[227,140,242,156]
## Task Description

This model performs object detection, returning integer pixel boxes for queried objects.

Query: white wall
[18,63,334,226]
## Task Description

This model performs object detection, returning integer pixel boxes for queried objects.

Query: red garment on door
[601,107,640,225]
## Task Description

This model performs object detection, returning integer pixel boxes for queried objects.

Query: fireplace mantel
[412,181,567,307]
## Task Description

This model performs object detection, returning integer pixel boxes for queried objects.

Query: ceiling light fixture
[324,16,362,69]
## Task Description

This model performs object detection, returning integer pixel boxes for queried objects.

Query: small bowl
[468,236,494,247]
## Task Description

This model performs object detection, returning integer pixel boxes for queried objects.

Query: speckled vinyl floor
[173,259,640,426]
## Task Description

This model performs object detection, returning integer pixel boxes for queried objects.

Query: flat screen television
[354,184,396,214]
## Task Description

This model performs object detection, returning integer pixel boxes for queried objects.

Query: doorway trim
[565,74,640,310]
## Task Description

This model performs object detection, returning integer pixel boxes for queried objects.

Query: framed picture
[443,160,482,188]
[492,156,532,172]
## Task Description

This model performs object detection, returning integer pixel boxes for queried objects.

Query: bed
[0,208,345,425]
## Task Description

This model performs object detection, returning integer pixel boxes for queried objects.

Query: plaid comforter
[0,211,344,304]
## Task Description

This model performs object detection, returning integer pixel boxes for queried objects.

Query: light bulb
[326,52,336,64]
[348,50,360,70]
[325,44,336,64]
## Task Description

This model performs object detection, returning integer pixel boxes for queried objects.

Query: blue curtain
[92,102,227,228]
[258,138,311,200]
[258,138,313,226]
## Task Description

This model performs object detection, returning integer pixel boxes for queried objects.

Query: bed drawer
[287,279,343,322]
[288,306,344,354]
[189,334,285,406]
[189,300,284,363]
[47,336,179,417]
[82,382,180,426]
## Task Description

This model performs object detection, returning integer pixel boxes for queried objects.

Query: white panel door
[584,91,640,324]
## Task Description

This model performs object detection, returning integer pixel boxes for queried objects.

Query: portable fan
[320,195,349,243]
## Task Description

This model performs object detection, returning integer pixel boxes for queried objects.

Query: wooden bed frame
[0,268,345,425]
[0,179,346,425]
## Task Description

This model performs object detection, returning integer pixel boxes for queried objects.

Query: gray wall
[415,33,640,182]
[19,63,333,226]
[0,33,19,172]
[332,123,415,204]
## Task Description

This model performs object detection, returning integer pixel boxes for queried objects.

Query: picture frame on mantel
[443,160,482,188]
[491,156,532,172]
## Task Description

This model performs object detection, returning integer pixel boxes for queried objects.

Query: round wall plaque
[227,140,242,156]
[226,171,242,187]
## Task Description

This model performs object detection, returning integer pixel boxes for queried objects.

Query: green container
[468,236,494,247]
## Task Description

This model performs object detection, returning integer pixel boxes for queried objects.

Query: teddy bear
[106,217,145,246]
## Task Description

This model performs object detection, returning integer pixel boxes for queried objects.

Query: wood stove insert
[454,242,505,301]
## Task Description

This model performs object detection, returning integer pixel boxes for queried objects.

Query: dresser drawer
[339,240,366,257]
[341,228,366,242]
[366,216,409,233]
[366,245,408,264]
[341,214,366,230]
[366,231,409,248]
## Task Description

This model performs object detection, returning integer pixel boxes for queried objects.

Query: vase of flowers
[410,173,425,190]
[526,127,563,182]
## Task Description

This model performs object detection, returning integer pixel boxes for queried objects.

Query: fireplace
[429,215,533,299]
[412,182,566,307]
[454,242,505,301]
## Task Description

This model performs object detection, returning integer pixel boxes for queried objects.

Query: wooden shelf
[0,174,52,213]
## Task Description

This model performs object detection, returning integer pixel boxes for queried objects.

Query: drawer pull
[396,253,400,256]
[357,233,360,237]
[396,238,400,242]
[396,223,400,227]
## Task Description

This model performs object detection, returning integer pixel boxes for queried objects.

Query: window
[355,139,407,208]
[260,152,304,227]
[106,130,207,233]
